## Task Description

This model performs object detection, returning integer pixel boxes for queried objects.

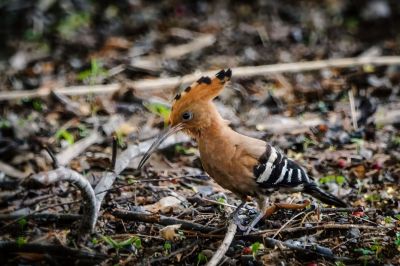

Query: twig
[55,115,123,166]
[320,207,369,213]
[0,241,106,261]
[0,212,81,223]
[43,145,59,168]
[1,56,400,100]
[111,134,118,170]
[272,211,306,239]
[263,237,352,261]
[56,131,102,166]
[112,209,217,233]
[0,160,27,179]
[147,241,199,265]
[0,199,82,231]
[348,88,358,130]
[52,91,88,116]
[206,221,237,266]
[252,223,391,237]
[94,133,190,218]
[30,167,97,235]
[256,105,400,134]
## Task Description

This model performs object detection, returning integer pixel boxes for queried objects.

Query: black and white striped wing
[253,144,312,188]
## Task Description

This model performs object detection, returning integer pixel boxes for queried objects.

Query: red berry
[372,162,382,170]
[337,159,347,168]
[352,211,364,217]
[242,247,252,255]
[307,263,318,266]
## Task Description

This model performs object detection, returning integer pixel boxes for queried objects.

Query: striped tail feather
[303,183,347,207]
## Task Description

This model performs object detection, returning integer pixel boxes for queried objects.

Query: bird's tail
[304,183,347,207]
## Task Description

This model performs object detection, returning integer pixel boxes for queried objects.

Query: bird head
[137,69,232,169]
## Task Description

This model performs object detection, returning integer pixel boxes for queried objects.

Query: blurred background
[0,1,400,265]
[0,0,399,87]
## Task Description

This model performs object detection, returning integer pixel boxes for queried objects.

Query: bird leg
[244,199,311,235]
[230,201,249,231]
[230,201,246,219]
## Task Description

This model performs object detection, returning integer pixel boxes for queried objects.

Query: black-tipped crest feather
[197,76,212,84]
[216,68,232,80]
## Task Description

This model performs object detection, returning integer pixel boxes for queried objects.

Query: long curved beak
[137,123,184,170]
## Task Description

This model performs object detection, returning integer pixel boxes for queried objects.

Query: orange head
[137,69,232,169]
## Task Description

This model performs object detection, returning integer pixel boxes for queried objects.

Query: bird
[138,69,347,234]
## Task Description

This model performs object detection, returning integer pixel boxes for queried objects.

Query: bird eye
[181,111,193,121]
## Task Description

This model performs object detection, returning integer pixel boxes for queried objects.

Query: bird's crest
[171,69,232,110]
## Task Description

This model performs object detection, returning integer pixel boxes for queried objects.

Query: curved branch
[30,167,97,235]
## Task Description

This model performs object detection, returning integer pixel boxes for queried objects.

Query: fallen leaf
[160,224,182,241]
[350,165,366,179]
[144,196,184,214]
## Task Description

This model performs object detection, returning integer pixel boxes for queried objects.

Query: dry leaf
[350,165,366,179]
[144,196,184,214]
[160,224,182,241]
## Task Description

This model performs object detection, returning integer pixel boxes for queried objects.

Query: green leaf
[77,58,108,84]
[57,12,91,39]
[217,197,226,204]
[101,235,120,249]
[18,218,27,229]
[394,214,400,220]
[32,99,43,111]
[384,216,394,224]
[55,129,75,145]
[250,242,261,254]
[335,175,345,186]
[16,236,27,247]
[395,232,400,247]
[355,248,374,255]
[175,144,197,155]
[196,252,207,265]
[319,175,346,186]
[78,124,89,137]
[0,118,11,129]
[143,102,171,126]
[163,241,172,253]
[364,194,381,202]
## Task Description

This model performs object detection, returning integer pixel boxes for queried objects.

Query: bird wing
[252,144,312,189]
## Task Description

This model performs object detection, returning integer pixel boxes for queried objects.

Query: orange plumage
[139,69,347,233]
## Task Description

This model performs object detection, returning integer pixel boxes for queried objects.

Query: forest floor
[0,1,399,265]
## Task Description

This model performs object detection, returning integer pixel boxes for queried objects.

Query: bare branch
[30,167,97,234]
[112,209,217,233]
[206,221,237,266]
[1,56,400,101]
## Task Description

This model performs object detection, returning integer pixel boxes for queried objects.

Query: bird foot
[232,215,252,231]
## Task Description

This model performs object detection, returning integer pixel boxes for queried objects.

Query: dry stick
[0,160,26,179]
[30,167,97,234]
[1,56,400,101]
[252,223,390,237]
[94,133,190,220]
[0,199,85,231]
[148,241,199,264]
[206,221,237,266]
[0,212,81,223]
[112,209,217,233]
[348,88,358,130]
[56,115,124,166]
[257,106,400,134]
[0,241,106,261]
[263,238,352,261]
[272,211,306,239]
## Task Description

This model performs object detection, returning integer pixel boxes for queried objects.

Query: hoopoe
[138,69,347,233]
